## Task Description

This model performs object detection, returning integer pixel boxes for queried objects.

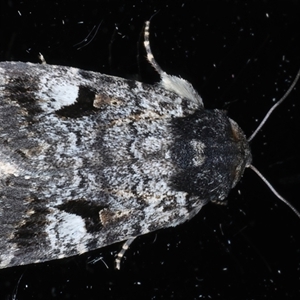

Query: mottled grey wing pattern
[0,62,208,268]
[0,25,251,268]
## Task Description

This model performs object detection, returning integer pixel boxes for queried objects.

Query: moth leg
[115,237,136,270]
[144,21,203,107]
[38,53,47,64]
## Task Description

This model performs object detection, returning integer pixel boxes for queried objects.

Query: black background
[1,1,300,299]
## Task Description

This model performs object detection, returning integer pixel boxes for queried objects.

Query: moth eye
[227,117,252,189]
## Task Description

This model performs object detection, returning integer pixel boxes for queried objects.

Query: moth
[0,21,299,270]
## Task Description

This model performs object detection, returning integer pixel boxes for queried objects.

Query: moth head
[228,117,252,189]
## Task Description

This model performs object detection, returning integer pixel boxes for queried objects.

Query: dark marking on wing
[57,199,106,233]
[55,86,98,118]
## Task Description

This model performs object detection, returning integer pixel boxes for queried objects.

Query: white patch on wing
[35,67,80,111]
[0,161,20,176]
[0,250,16,268]
[46,210,88,256]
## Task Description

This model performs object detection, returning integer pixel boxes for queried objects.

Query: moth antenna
[247,69,300,219]
[248,67,300,142]
[249,165,300,219]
